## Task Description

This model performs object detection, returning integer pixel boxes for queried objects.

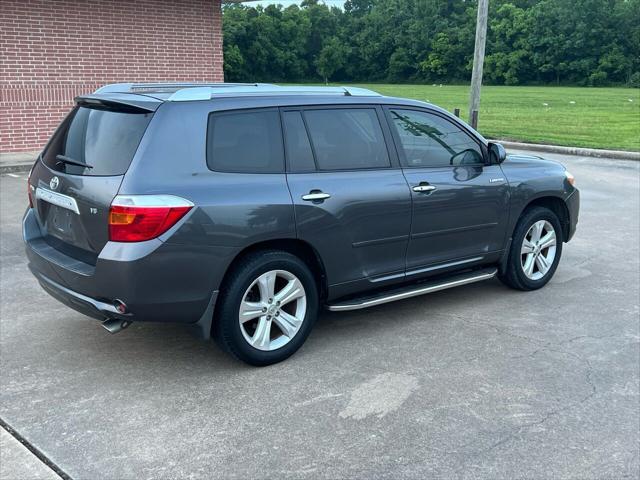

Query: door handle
[412,184,437,193]
[302,191,331,202]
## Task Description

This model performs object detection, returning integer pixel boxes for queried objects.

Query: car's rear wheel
[214,251,318,366]
[499,206,563,291]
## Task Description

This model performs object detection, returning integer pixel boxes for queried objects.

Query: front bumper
[565,188,580,242]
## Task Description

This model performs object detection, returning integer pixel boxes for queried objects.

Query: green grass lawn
[320,84,640,151]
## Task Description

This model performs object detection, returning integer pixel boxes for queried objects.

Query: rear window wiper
[55,154,93,169]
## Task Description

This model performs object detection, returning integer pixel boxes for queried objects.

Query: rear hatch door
[29,100,155,263]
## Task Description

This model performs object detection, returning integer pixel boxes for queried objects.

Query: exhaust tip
[113,299,127,314]
[102,318,131,334]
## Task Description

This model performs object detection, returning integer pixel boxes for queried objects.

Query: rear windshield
[42,106,152,176]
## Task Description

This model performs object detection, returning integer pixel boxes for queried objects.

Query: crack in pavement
[429,313,602,466]
[0,418,71,480]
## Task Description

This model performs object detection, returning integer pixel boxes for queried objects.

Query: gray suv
[24,83,580,365]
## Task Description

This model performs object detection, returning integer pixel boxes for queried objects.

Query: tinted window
[207,110,283,173]
[304,109,390,170]
[42,106,152,176]
[389,109,484,168]
[282,111,316,172]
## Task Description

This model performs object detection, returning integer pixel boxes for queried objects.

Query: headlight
[565,170,576,187]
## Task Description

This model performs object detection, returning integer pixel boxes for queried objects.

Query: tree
[222,0,639,87]
[224,44,245,81]
[484,3,533,85]
[316,37,347,84]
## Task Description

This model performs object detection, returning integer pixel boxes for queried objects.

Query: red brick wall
[0,0,223,153]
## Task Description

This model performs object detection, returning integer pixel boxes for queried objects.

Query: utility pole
[469,0,489,129]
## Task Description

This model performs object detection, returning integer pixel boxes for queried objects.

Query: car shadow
[52,278,509,374]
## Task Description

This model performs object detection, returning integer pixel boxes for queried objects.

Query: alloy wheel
[238,269,307,351]
[520,220,557,281]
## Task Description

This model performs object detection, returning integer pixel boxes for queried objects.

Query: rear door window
[207,109,284,173]
[303,108,390,170]
[42,106,152,176]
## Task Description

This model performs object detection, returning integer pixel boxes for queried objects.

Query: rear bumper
[29,265,131,322]
[565,188,580,242]
[23,208,224,327]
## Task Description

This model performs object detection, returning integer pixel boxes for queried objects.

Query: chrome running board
[326,268,497,312]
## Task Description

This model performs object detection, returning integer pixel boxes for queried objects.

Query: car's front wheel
[214,251,319,366]
[499,206,563,291]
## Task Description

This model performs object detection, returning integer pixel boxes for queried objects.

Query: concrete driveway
[1,151,638,479]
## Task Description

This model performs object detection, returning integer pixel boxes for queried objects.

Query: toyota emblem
[49,176,59,190]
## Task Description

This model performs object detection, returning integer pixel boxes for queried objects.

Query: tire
[499,206,563,291]
[213,250,319,366]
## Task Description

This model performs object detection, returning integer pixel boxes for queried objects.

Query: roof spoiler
[75,94,159,113]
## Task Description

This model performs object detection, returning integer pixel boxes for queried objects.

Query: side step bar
[326,268,497,312]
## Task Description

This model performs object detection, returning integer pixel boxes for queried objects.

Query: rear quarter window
[42,106,152,176]
[206,109,284,173]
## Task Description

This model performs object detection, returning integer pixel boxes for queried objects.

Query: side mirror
[450,148,483,166]
[488,142,507,165]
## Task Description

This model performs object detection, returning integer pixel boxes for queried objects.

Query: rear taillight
[108,195,193,242]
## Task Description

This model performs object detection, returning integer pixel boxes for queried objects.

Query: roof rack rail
[93,83,382,101]
[93,82,271,94]
[165,85,382,101]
